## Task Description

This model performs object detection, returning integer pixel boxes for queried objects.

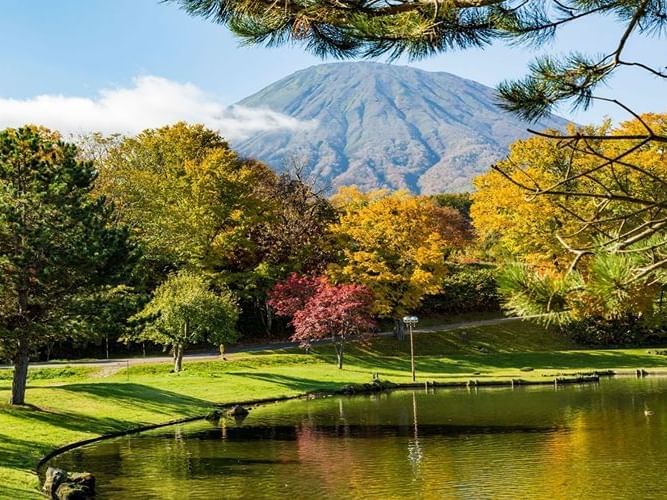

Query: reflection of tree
[294,418,358,496]
[56,383,667,498]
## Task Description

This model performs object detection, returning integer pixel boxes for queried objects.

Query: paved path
[0,316,521,371]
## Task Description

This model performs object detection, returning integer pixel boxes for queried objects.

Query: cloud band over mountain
[0,76,313,139]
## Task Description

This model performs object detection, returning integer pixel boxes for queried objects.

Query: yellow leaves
[95,123,276,267]
[330,185,386,209]
[328,188,467,318]
[471,135,590,270]
[472,112,667,285]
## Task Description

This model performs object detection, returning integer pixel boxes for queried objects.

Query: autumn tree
[474,115,667,323]
[432,193,473,223]
[133,270,239,372]
[225,162,337,335]
[472,132,582,269]
[95,122,274,273]
[0,127,133,405]
[267,274,321,318]
[328,187,469,337]
[172,0,667,319]
[250,165,336,273]
[268,274,375,368]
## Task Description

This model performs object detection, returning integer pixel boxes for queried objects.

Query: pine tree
[0,126,133,405]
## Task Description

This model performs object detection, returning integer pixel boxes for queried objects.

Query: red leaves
[268,273,375,346]
[267,273,321,318]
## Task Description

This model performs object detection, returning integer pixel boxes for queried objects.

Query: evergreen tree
[170,0,665,120]
[0,126,133,405]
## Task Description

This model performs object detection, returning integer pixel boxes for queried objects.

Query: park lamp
[403,316,419,382]
[403,316,418,327]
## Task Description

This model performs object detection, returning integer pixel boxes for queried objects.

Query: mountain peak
[235,62,567,193]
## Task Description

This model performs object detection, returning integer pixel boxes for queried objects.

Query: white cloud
[0,76,313,140]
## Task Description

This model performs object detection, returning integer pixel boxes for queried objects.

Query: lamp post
[403,315,419,382]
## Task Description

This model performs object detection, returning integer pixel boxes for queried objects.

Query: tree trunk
[261,300,274,337]
[10,338,30,405]
[334,341,344,369]
[255,298,275,337]
[394,318,405,341]
[173,344,184,373]
[45,342,54,362]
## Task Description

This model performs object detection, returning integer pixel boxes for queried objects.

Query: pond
[49,377,667,499]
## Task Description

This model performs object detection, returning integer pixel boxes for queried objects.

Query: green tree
[95,122,274,273]
[0,126,133,405]
[133,270,239,372]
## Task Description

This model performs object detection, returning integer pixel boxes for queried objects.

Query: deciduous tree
[328,187,468,337]
[171,0,667,313]
[95,122,274,272]
[268,274,375,368]
[133,270,239,372]
[226,163,337,335]
[475,116,667,323]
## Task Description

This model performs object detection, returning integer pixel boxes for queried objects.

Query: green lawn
[3,319,667,497]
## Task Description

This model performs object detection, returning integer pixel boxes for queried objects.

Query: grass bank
[3,319,667,497]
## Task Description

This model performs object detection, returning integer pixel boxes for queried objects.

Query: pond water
[50,377,667,499]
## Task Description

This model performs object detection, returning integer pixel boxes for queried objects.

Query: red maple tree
[268,274,375,368]
[267,273,321,317]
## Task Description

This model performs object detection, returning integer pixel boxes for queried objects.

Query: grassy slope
[3,319,667,497]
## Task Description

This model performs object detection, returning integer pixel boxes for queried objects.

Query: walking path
[0,316,521,371]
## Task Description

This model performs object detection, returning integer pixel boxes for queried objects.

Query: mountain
[234,62,568,194]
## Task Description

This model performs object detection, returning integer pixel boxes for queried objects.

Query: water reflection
[407,391,423,476]
[50,378,667,499]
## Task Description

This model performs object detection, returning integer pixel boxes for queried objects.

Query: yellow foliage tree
[473,115,667,321]
[471,134,579,271]
[328,187,469,334]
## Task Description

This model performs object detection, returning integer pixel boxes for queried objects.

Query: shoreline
[36,367,667,489]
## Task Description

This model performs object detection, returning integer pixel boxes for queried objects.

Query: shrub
[420,265,500,314]
[563,315,667,346]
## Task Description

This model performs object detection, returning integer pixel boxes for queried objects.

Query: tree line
[0,123,470,405]
[3,111,666,405]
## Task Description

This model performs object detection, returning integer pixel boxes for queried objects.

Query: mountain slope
[234,62,568,193]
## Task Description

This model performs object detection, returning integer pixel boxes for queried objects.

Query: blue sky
[0,0,663,134]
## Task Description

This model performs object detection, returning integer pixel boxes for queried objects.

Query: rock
[43,467,68,497]
[55,483,90,500]
[228,405,249,417]
[43,468,94,500]
[371,379,396,391]
[520,367,534,372]
[68,472,95,492]
[341,384,356,395]
[206,409,223,422]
